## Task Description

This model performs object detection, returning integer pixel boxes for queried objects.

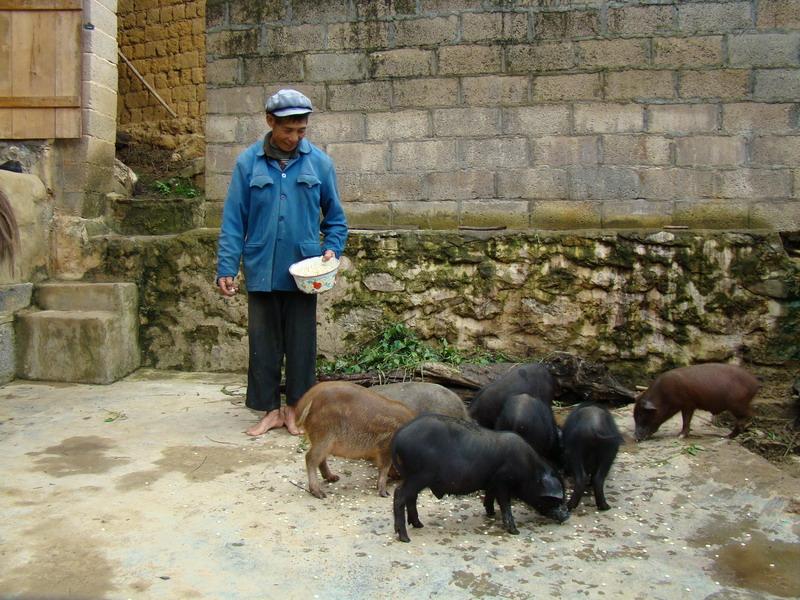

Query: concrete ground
[0,370,798,600]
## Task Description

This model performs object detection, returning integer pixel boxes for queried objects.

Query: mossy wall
[87,229,799,381]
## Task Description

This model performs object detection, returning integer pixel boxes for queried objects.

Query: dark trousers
[246,291,317,412]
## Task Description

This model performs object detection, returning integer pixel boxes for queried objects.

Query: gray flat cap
[265,88,313,117]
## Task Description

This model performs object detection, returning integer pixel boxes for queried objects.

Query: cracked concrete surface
[0,369,798,599]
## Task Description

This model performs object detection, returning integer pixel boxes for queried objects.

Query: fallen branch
[287,479,309,493]
[317,361,486,390]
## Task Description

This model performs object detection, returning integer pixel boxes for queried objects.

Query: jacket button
[280,194,286,199]
[281,173,287,178]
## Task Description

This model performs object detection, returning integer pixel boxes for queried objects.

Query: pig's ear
[640,397,657,411]
[541,473,565,500]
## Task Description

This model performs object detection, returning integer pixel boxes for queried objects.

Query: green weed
[681,443,705,457]
[151,177,199,198]
[318,322,512,376]
[296,436,310,454]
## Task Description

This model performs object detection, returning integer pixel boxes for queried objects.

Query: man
[216,89,348,436]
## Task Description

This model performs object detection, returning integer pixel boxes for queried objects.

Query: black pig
[561,403,623,511]
[391,414,569,543]
[469,363,556,428]
[494,393,561,466]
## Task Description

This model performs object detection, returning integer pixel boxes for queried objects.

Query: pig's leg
[567,467,588,511]
[483,491,496,516]
[319,459,339,483]
[305,440,334,499]
[375,453,393,497]
[729,419,747,438]
[406,491,423,529]
[378,465,391,498]
[393,482,412,542]
[494,489,519,535]
[728,407,752,438]
[591,463,612,511]
[679,407,695,438]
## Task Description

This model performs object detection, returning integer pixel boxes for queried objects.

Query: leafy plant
[151,177,199,198]
[318,322,513,376]
[153,180,171,195]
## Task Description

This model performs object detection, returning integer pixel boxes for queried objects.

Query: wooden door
[0,0,82,139]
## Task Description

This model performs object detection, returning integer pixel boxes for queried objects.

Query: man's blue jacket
[216,138,349,292]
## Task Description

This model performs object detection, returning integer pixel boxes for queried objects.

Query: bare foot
[282,405,304,436]
[245,408,284,436]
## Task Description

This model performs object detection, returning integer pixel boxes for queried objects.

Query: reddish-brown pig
[296,381,416,498]
[634,363,760,441]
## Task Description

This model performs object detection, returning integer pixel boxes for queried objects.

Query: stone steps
[15,282,140,384]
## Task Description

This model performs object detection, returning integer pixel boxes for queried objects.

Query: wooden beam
[118,49,178,119]
[0,95,79,107]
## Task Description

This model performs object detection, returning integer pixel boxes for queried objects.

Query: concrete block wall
[206,0,800,231]
[117,0,206,146]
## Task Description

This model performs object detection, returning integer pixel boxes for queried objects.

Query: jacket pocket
[297,174,321,188]
[250,175,274,188]
[299,241,322,257]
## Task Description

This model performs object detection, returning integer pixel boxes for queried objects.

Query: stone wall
[86,229,799,381]
[206,0,800,231]
[117,0,206,148]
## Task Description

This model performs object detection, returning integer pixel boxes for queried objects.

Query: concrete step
[35,281,136,312]
[16,282,140,384]
[107,193,205,235]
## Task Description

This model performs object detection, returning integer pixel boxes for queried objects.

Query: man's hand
[217,276,238,296]
[322,250,335,262]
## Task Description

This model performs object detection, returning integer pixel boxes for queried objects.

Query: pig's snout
[549,504,570,523]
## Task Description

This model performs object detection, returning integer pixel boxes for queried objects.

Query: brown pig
[296,381,416,498]
[633,363,760,441]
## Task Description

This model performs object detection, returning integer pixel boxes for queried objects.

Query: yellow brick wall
[117,0,205,152]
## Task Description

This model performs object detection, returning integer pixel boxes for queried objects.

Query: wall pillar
[53,0,118,219]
